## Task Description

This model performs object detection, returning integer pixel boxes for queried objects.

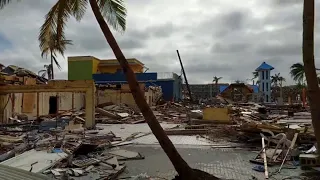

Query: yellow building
[99,58,144,73]
[68,56,144,80]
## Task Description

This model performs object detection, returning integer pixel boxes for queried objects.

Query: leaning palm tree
[302,0,320,152]
[0,1,218,179]
[212,76,222,96]
[41,32,72,79]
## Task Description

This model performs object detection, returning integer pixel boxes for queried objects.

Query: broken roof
[220,83,254,94]
[1,65,47,84]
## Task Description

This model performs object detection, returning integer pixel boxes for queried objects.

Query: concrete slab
[118,146,304,180]
[1,149,68,173]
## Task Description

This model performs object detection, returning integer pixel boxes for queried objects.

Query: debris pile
[0,97,318,179]
[94,102,193,124]
[0,122,146,179]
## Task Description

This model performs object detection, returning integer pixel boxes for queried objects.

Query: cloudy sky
[0,0,319,85]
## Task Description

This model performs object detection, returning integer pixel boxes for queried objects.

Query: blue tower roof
[255,62,274,71]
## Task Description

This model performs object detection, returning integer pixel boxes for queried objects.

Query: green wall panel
[68,60,93,80]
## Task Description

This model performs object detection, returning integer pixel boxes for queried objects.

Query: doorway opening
[49,96,58,114]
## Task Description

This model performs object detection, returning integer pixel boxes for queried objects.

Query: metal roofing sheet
[97,123,179,140]
[97,123,218,146]
[0,164,50,180]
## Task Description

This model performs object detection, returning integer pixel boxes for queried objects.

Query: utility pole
[176,50,193,102]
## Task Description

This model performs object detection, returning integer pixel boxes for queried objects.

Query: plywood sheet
[22,78,36,113]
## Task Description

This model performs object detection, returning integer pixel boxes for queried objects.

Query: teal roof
[255,62,274,71]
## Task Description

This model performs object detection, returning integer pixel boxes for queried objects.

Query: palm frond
[252,71,258,79]
[70,0,88,21]
[52,55,62,70]
[0,0,17,9]
[97,0,127,32]
[41,46,50,58]
[279,77,286,82]
[290,63,305,83]
[38,69,46,76]
[39,3,59,50]
[39,0,72,51]
[56,0,71,44]
[55,38,73,57]
[41,31,72,59]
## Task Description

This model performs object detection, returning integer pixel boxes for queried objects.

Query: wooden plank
[165,129,208,135]
[262,137,269,179]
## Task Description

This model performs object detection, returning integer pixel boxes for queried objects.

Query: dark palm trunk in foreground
[302,0,320,150]
[89,0,219,179]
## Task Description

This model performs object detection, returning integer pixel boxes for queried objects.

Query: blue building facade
[255,62,274,103]
[92,72,182,102]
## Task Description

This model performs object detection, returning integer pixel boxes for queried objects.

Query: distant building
[255,62,274,103]
[183,83,229,100]
[220,83,254,102]
[67,56,182,102]
[68,56,145,80]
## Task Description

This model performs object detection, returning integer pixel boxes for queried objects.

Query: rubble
[0,98,317,179]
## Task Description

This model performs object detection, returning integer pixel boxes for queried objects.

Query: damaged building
[0,62,163,124]
[68,56,182,102]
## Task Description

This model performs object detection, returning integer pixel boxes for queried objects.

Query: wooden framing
[0,80,95,128]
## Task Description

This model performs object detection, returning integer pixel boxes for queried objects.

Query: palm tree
[251,71,259,85]
[302,0,320,151]
[290,63,306,84]
[270,73,286,102]
[290,62,320,84]
[278,76,285,99]
[252,71,258,79]
[271,73,279,87]
[278,76,285,87]
[41,32,72,79]
[0,1,217,179]
[212,76,222,96]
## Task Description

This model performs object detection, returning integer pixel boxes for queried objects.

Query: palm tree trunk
[302,0,320,151]
[50,51,54,79]
[88,0,203,178]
